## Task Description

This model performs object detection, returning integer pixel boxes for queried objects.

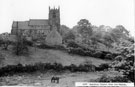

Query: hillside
[0,46,110,67]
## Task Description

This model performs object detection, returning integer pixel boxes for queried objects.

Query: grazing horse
[51,76,59,83]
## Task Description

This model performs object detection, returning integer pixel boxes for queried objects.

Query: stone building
[11,6,61,40]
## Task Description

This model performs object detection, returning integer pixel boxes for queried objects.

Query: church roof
[29,19,49,26]
[12,19,50,29]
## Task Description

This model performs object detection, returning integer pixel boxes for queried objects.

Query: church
[11,7,62,46]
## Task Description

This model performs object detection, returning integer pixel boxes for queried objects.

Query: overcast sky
[0,0,134,36]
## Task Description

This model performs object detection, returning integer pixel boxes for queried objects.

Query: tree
[0,53,5,67]
[72,25,79,33]
[75,19,93,45]
[0,33,11,50]
[90,34,100,49]
[116,25,129,37]
[77,19,93,38]
[109,25,130,44]
[13,34,29,56]
[127,36,134,44]
[111,44,134,82]
[63,30,76,43]
[103,32,114,51]
[60,25,70,37]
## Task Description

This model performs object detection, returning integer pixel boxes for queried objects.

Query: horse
[51,76,60,83]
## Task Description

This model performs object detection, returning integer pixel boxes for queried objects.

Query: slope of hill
[0,46,121,86]
[0,46,110,67]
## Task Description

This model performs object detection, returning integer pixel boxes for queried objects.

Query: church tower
[49,6,60,33]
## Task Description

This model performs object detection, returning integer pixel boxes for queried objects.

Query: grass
[0,70,123,86]
[0,45,121,86]
[0,46,111,67]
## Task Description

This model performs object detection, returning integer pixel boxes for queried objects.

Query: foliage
[114,55,123,61]
[0,33,11,50]
[24,39,33,46]
[115,25,129,37]
[90,24,132,53]
[37,43,55,49]
[68,47,86,56]
[60,25,70,37]
[90,36,99,49]
[110,44,134,82]
[127,36,134,43]
[66,42,118,60]
[102,32,114,51]
[37,43,66,51]
[97,74,129,82]
[92,51,102,58]
[66,41,81,48]
[63,30,76,43]
[0,53,5,67]
[105,53,113,60]
[109,25,130,44]
[13,35,29,56]
[77,19,93,41]
[0,62,96,77]
[95,63,110,71]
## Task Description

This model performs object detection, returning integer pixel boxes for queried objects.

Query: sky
[0,0,134,36]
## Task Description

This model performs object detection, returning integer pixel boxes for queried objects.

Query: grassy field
[1,46,111,67]
[0,46,114,86]
[0,70,122,86]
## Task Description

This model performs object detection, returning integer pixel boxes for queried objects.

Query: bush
[24,40,33,46]
[52,62,63,72]
[0,53,5,67]
[67,47,118,60]
[69,64,78,72]
[37,43,66,51]
[55,45,66,51]
[68,48,86,56]
[115,55,123,61]
[66,41,80,48]
[37,43,54,49]
[105,53,113,60]
[0,62,96,77]
[84,51,93,56]
[93,51,102,58]
[97,74,129,82]
[124,69,134,82]
[98,51,107,59]
[109,46,134,82]
[95,63,110,71]
[12,37,29,56]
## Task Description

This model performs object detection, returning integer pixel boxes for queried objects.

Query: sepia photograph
[0,0,134,86]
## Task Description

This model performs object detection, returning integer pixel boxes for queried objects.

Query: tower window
[53,12,56,18]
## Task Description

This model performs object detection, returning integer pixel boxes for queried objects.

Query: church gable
[46,29,62,46]
[12,21,17,28]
